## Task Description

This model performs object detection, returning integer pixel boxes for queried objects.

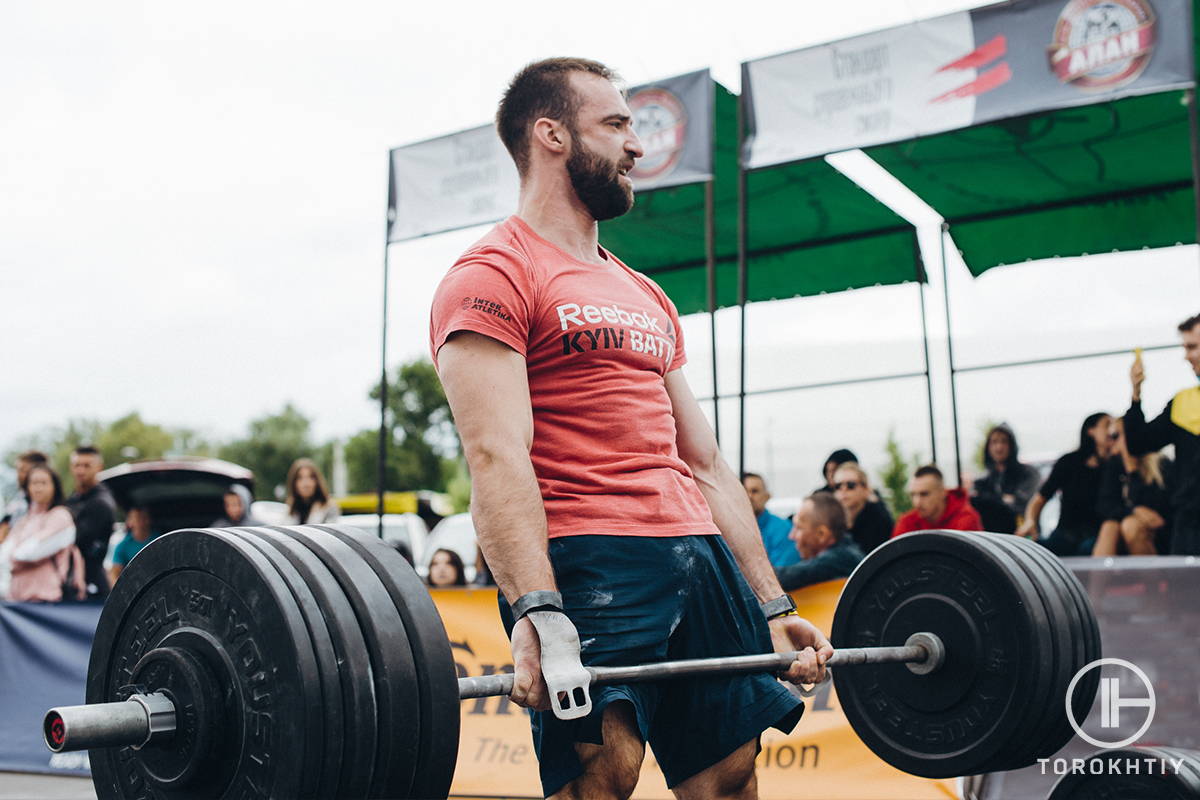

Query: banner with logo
[439,581,956,799]
[625,69,713,191]
[742,0,1195,169]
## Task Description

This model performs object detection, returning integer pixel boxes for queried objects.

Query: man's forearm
[692,457,785,603]
[467,449,556,605]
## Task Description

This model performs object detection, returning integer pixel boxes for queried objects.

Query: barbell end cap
[904,632,945,676]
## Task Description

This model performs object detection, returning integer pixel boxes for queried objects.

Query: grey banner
[627,69,713,191]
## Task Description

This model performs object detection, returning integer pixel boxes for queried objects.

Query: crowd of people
[752,312,1200,591]
[0,451,345,603]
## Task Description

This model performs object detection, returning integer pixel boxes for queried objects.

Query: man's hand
[769,615,833,685]
[509,616,550,711]
[1131,354,1145,402]
[1015,519,1038,539]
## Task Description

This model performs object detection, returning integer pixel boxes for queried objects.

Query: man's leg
[671,739,758,800]
[551,703,645,800]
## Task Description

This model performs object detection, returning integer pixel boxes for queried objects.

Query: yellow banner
[434,582,958,800]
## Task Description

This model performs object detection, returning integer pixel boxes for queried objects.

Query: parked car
[336,513,430,566]
[100,457,254,533]
[423,512,477,582]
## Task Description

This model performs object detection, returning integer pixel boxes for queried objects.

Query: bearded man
[430,58,831,800]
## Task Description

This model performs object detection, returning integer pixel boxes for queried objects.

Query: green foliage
[879,429,921,519]
[444,458,472,514]
[218,403,317,500]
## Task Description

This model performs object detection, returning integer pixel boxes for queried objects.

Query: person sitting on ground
[775,493,865,591]
[1017,412,1113,556]
[284,457,341,524]
[971,423,1040,533]
[426,547,467,588]
[1125,314,1200,554]
[1093,418,1171,556]
[742,471,800,568]
[832,462,893,554]
[108,505,160,585]
[893,464,983,537]
[7,464,86,603]
[815,448,858,494]
[210,484,261,528]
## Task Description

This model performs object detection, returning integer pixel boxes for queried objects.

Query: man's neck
[516,175,606,265]
[76,481,95,495]
[922,504,946,524]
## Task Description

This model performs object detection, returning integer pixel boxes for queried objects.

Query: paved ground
[0,773,96,800]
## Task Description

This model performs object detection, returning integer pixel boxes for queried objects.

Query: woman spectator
[7,464,86,602]
[972,424,1040,533]
[1093,418,1171,556]
[284,458,340,525]
[211,484,261,527]
[1017,412,1114,556]
[426,547,467,588]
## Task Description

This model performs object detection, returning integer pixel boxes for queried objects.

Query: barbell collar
[457,635,940,700]
[44,692,176,753]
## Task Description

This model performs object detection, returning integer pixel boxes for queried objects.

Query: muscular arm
[436,331,554,603]
[664,370,781,602]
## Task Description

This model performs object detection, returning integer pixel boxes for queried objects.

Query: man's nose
[626,129,644,159]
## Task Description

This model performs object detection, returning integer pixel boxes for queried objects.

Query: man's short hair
[73,445,101,458]
[833,462,869,486]
[1178,313,1200,333]
[913,464,943,482]
[496,57,619,175]
[741,471,765,484]
[17,450,48,465]
[804,492,847,540]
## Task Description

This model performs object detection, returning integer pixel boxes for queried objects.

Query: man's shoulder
[453,219,534,272]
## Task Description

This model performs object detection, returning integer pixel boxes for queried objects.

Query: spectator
[7,464,85,603]
[0,450,49,597]
[776,493,865,591]
[1017,412,1113,556]
[1093,418,1171,556]
[815,448,858,494]
[893,464,983,537]
[426,547,466,588]
[284,458,340,524]
[1125,314,1200,554]
[108,505,160,585]
[211,484,261,527]
[66,445,116,599]
[832,462,893,554]
[971,424,1040,533]
[741,471,800,568]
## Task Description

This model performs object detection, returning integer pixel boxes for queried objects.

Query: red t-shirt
[429,216,719,540]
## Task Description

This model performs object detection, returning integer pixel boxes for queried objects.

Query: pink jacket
[7,504,85,602]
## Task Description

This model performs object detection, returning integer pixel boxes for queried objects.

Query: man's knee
[672,738,758,800]
[557,703,644,800]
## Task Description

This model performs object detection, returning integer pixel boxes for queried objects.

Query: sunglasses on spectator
[834,480,862,490]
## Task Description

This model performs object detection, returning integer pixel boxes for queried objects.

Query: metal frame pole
[706,179,720,445]
[939,223,963,487]
[735,92,749,475]
[379,161,393,539]
[1186,88,1200,272]
[915,232,938,465]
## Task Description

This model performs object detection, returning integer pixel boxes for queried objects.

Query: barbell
[42,524,1100,799]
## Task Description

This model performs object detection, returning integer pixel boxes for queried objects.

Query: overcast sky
[4,0,1198,496]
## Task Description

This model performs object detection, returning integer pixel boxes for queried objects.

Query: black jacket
[1096,456,1172,522]
[848,501,893,554]
[1125,389,1200,513]
[66,483,116,597]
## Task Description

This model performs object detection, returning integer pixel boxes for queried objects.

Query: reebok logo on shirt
[556,301,674,365]
[556,302,665,334]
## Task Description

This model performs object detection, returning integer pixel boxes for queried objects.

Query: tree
[218,404,320,500]
[878,430,921,519]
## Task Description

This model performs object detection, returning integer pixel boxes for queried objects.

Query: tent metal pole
[939,223,963,488]
[378,240,390,538]
[1187,88,1200,269]
[914,232,937,465]
[705,179,720,445]
[735,92,748,476]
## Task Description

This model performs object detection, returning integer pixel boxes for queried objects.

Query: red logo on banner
[629,88,687,182]
[1048,0,1157,90]
[931,35,1013,103]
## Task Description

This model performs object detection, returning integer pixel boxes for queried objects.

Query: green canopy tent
[602,87,933,471]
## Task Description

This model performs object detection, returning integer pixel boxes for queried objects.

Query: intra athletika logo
[1048,0,1157,90]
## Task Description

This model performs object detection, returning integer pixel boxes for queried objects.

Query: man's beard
[566,138,634,222]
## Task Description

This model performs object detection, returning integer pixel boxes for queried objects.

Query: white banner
[387,124,519,243]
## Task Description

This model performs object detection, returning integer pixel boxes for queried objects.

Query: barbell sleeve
[44,692,176,753]
[457,635,939,700]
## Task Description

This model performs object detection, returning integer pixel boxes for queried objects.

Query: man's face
[70,452,102,491]
[908,475,947,523]
[742,476,769,515]
[223,493,244,521]
[1183,326,1200,377]
[564,73,643,222]
[833,466,869,515]
[127,508,151,539]
[789,500,831,560]
[987,431,1011,465]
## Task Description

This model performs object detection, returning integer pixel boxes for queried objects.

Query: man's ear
[531,117,568,157]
